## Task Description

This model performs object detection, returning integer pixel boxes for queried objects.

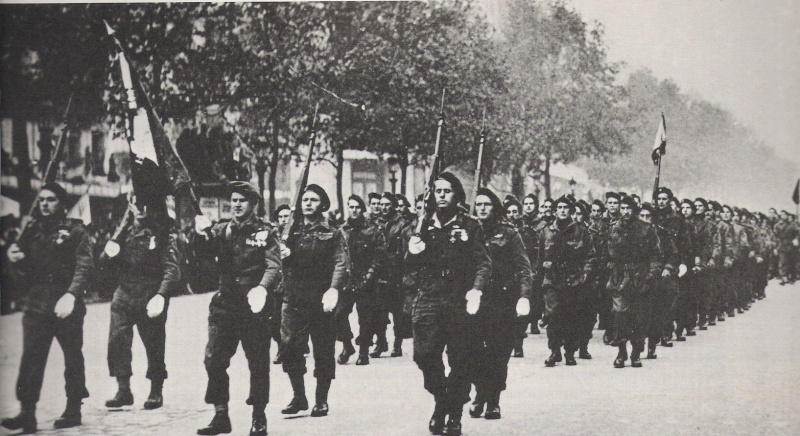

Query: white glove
[146,294,166,318]
[54,293,76,319]
[7,243,24,263]
[194,215,212,234]
[465,289,482,315]
[793,238,799,247]
[678,264,688,278]
[104,240,121,258]
[662,269,671,278]
[748,251,755,259]
[756,256,764,264]
[516,297,530,317]
[408,236,426,255]
[322,288,339,312]
[279,243,291,259]
[247,286,268,313]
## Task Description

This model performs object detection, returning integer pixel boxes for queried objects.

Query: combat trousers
[472,305,515,403]
[412,295,479,413]
[16,310,89,405]
[610,292,648,350]
[204,292,271,406]
[721,268,738,315]
[334,291,355,342]
[576,290,598,346]
[355,292,384,347]
[695,270,713,326]
[648,276,678,342]
[544,288,582,353]
[281,302,336,380]
[107,287,169,381]
[675,274,697,331]
[778,249,795,280]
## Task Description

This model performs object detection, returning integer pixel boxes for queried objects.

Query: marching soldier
[650,188,682,351]
[372,192,412,358]
[469,188,532,420]
[404,172,491,436]
[368,193,382,223]
[674,199,699,340]
[103,197,181,411]
[774,210,799,285]
[607,196,663,368]
[588,199,611,348]
[280,184,348,419]
[691,198,715,330]
[537,196,596,367]
[514,193,542,357]
[340,195,386,365]
[193,182,282,436]
[2,183,93,433]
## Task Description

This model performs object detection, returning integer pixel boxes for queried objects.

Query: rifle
[469,108,486,214]
[414,89,446,237]
[282,103,320,243]
[17,94,74,241]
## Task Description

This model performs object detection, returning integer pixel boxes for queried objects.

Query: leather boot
[144,379,164,410]
[429,399,447,435]
[660,337,673,347]
[106,377,134,408]
[443,408,462,436]
[337,341,355,365]
[686,328,697,336]
[484,393,501,420]
[1,403,37,434]
[54,398,82,429]
[630,350,643,368]
[281,374,308,414]
[564,350,577,366]
[355,345,370,365]
[370,334,388,357]
[197,410,232,435]
[578,341,592,359]
[544,348,562,367]
[646,341,657,359]
[310,378,331,417]
[613,345,627,368]
[602,330,613,345]
[249,405,267,436]
[390,338,403,357]
[512,338,524,358]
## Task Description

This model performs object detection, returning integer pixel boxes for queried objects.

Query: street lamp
[387,156,399,194]
[569,177,576,196]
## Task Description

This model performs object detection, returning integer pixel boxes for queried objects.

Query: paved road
[1,280,798,435]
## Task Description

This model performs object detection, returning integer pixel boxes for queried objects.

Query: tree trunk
[13,117,34,213]
[335,143,344,215]
[511,164,525,200]
[268,125,280,217]
[543,153,551,199]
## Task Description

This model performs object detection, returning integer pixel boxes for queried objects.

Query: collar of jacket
[303,215,334,232]
[550,217,574,231]
[344,215,367,230]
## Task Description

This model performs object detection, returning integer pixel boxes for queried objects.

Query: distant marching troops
[3,176,798,436]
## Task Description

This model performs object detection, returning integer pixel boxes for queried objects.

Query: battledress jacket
[480,218,533,310]
[605,217,663,311]
[341,215,386,293]
[13,214,93,315]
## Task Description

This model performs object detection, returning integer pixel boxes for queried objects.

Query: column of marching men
[2,176,799,435]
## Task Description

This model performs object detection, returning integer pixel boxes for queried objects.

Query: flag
[652,113,666,165]
[106,21,199,215]
[793,179,799,205]
[68,192,92,225]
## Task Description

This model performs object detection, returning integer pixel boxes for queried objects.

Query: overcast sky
[479,0,800,166]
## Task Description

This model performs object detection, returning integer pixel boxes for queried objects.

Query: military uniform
[340,215,386,363]
[649,207,682,347]
[280,215,348,407]
[105,218,181,401]
[404,210,491,427]
[374,212,412,356]
[195,214,281,408]
[774,218,799,283]
[471,216,531,413]
[692,213,716,328]
[9,213,93,422]
[536,217,595,364]
[606,213,663,365]
[514,212,542,355]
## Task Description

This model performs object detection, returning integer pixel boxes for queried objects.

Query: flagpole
[653,154,661,200]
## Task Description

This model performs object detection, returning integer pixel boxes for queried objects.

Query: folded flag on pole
[105,21,200,215]
[68,192,92,225]
[793,179,799,205]
[652,113,666,165]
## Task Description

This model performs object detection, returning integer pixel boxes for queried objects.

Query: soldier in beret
[606,196,663,368]
[469,187,532,420]
[102,195,181,411]
[193,181,281,436]
[2,182,93,433]
[537,196,595,368]
[279,184,348,419]
[404,172,491,436]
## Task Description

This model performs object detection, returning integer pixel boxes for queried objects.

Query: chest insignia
[246,230,271,247]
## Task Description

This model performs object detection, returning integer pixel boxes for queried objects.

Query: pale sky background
[477,0,800,167]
